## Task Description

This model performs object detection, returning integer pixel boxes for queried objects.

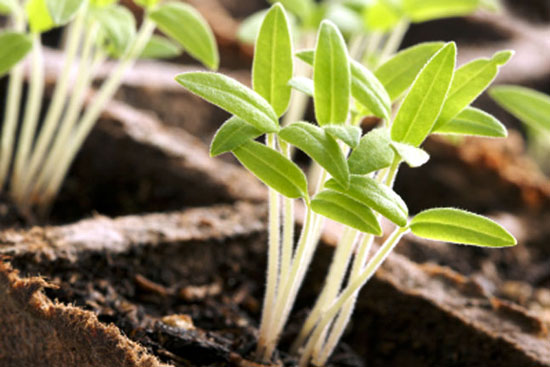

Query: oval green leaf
[363,0,403,32]
[391,42,456,147]
[289,76,314,97]
[140,35,181,59]
[410,208,517,247]
[279,121,350,188]
[253,3,293,117]
[93,5,136,58]
[434,107,507,137]
[237,10,267,44]
[233,140,308,199]
[312,189,382,235]
[46,0,84,26]
[390,141,430,168]
[25,0,54,33]
[314,20,351,125]
[150,2,219,70]
[350,60,391,120]
[175,72,279,133]
[210,117,262,157]
[348,127,394,175]
[324,124,361,148]
[403,0,479,22]
[326,175,408,227]
[0,32,32,77]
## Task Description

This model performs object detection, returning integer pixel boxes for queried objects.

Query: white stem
[378,19,409,67]
[279,142,295,288]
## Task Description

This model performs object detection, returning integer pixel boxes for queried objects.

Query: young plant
[0,0,218,215]
[176,3,516,365]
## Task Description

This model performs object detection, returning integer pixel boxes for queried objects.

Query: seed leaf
[237,10,268,44]
[233,140,308,199]
[326,175,408,227]
[25,0,54,33]
[46,0,84,25]
[253,3,293,117]
[279,122,350,188]
[434,107,507,137]
[403,0,479,22]
[375,42,445,101]
[410,208,517,247]
[391,42,456,147]
[312,189,382,235]
[324,124,361,148]
[350,60,391,120]
[433,50,513,130]
[348,127,394,175]
[175,72,280,133]
[289,76,314,97]
[210,117,263,157]
[314,21,351,125]
[93,5,136,58]
[363,0,403,32]
[269,0,314,22]
[150,2,219,70]
[489,85,550,133]
[140,35,181,59]
[0,32,32,77]
[390,141,430,168]
[134,0,160,8]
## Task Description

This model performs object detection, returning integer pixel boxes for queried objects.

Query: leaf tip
[491,49,514,66]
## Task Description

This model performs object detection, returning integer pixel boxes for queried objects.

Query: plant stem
[279,141,294,288]
[377,19,409,67]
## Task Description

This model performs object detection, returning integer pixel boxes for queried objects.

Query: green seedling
[0,0,218,215]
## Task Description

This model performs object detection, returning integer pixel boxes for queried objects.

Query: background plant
[0,0,218,215]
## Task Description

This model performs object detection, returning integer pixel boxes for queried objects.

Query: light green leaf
[150,2,219,70]
[410,208,517,247]
[314,20,351,125]
[0,0,18,14]
[390,141,430,167]
[175,72,279,133]
[46,0,84,25]
[312,189,382,235]
[296,49,314,64]
[233,140,308,199]
[375,41,445,101]
[433,50,513,130]
[0,32,32,77]
[93,5,136,58]
[253,3,293,117]
[279,121,350,188]
[326,175,408,227]
[490,85,550,133]
[140,35,181,59]
[237,10,268,44]
[363,0,403,32]
[134,0,160,9]
[391,42,456,147]
[269,0,314,22]
[348,127,394,175]
[403,0,479,22]
[324,124,362,148]
[210,117,262,157]
[350,59,391,120]
[326,3,364,35]
[434,107,507,137]
[25,0,54,33]
[289,76,314,97]
[90,0,116,7]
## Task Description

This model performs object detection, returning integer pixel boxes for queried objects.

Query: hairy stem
[279,141,294,288]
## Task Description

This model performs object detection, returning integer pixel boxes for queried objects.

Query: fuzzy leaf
[46,0,84,25]
[350,60,391,120]
[312,189,382,235]
[490,85,550,133]
[279,122,350,188]
[150,2,219,70]
[140,35,181,59]
[176,72,280,133]
[433,50,513,130]
[410,208,517,247]
[326,175,408,227]
[375,42,445,101]
[348,127,394,175]
[324,124,361,148]
[210,117,262,157]
[403,0,479,22]
[390,141,430,167]
[289,76,314,97]
[0,32,32,77]
[253,3,293,117]
[391,42,456,147]
[434,107,507,137]
[93,5,136,57]
[26,0,54,33]
[314,21,351,125]
[233,140,308,199]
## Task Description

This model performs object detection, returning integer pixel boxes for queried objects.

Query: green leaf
[434,107,507,137]
[348,127,394,175]
[90,0,116,7]
[150,2,219,70]
[326,3,364,35]
[403,0,479,22]
[326,175,408,227]
[0,0,18,14]
[269,0,314,22]
[296,49,314,64]
[46,0,84,25]
[233,140,308,199]
[134,0,160,9]
[375,42,445,101]
[433,50,513,130]
[314,21,351,125]
[363,0,403,32]
[350,60,391,120]
[490,85,550,133]
[25,0,54,33]
[175,72,279,133]
[140,35,181,59]
[93,5,136,58]
[279,121,350,187]
[289,76,314,97]
[237,10,268,44]
[324,124,361,148]
[312,189,382,235]
[390,141,430,167]
[410,208,517,247]
[0,32,32,77]
[391,42,456,147]
[253,3,293,117]
[210,117,262,157]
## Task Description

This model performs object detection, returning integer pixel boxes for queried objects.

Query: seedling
[0,0,218,215]
[177,3,516,366]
